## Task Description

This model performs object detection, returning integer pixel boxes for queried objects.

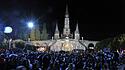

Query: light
[37,47,46,51]
[89,47,94,49]
[27,21,34,28]
[4,27,13,33]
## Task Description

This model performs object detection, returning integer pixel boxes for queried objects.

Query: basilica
[30,5,98,51]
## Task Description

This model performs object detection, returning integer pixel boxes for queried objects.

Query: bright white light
[28,21,34,28]
[89,47,94,49]
[4,27,13,33]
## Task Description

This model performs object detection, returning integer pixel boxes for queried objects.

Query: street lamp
[4,26,13,33]
[27,21,34,28]
[4,26,13,49]
[27,21,34,41]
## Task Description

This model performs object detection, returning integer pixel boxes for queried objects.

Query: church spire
[65,4,69,17]
[75,21,80,40]
[54,22,59,39]
[75,21,79,34]
[63,4,70,37]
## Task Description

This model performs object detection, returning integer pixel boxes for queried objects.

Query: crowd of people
[0,48,124,70]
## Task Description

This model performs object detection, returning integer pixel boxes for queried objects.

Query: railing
[78,40,87,49]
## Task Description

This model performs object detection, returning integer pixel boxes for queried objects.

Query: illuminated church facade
[30,5,98,51]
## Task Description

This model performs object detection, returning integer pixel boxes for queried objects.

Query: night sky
[0,0,124,40]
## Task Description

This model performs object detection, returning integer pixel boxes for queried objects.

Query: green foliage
[14,39,25,49]
[24,44,36,51]
[95,38,113,50]
[0,42,8,49]
[95,34,125,50]
[41,23,48,40]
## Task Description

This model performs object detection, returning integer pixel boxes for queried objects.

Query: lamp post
[4,26,13,49]
[27,21,34,41]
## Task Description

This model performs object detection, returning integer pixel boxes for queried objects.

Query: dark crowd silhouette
[0,48,125,70]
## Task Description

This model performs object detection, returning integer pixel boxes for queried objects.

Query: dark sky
[0,0,124,40]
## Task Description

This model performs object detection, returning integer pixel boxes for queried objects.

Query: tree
[95,34,125,51]
[95,38,113,50]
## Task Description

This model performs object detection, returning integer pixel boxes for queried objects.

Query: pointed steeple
[65,4,69,18]
[75,21,80,40]
[63,4,70,36]
[75,21,79,34]
[54,22,59,39]
[55,23,59,33]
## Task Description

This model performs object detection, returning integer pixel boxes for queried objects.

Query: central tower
[63,4,70,37]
